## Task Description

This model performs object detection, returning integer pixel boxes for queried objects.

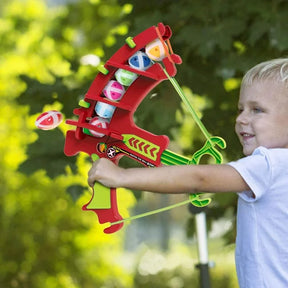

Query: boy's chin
[242,146,255,156]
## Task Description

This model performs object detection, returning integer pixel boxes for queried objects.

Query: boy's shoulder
[229,146,288,181]
[230,146,288,201]
[251,146,288,162]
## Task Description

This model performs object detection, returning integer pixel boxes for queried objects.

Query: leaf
[18,75,82,117]
[18,129,77,178]
[67,184,86,202]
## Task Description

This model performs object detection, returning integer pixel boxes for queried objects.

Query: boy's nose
[236,111,249,124]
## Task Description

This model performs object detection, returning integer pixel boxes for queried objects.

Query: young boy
[88,58,288,288]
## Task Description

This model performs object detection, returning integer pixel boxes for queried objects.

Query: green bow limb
[161,66,227,208]
[109,66,227,226]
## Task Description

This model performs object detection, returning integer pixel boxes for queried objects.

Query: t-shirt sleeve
[228,147,272,202]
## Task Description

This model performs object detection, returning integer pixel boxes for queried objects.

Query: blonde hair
[241,58,288,87]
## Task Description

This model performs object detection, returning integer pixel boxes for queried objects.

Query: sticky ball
[115,69,138,86]
[103,80,125,101]
[35,110,63,130]
[95,101,116,119]
[145,39,168,61]
[89,116,109,138]
[128,51,152,71]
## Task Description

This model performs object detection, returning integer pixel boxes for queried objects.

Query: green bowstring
[161,67,213,145]
[111,199,192,226]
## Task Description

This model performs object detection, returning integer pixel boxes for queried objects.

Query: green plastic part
[91,154,99,161]
[83,128,92,136]
[161,149,190,166]
[189,194,211,208]
[122,134,161,161]
[188,136,226,207]
[125,36,136,48]
[79,99,90,108]
[86,154,111,209]
[97,65,109,75]
[190,136,226,165]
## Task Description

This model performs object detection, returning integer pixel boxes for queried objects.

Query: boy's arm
[88,158,249,194]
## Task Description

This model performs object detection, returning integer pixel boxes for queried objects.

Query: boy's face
[235,80,288,156]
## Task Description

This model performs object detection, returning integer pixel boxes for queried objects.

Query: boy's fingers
[88,175,94,187]
[87,165,97,187]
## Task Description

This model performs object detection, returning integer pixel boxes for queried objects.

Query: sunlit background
[1,0,287,287]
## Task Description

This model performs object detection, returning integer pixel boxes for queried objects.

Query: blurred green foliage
[0,0,135,287]
[1,0,288,286]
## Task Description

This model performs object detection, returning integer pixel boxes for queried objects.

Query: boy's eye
[237,108,244,114]
[252,107,263,113]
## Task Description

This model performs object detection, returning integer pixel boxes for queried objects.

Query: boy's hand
[88,158,123,188]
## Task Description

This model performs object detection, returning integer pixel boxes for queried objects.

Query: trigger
[91,154,99,161]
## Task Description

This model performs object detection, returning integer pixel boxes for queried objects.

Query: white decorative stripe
[35,111,59,128]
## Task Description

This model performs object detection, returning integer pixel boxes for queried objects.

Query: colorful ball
[115,69,138,86]
[145,39,168,61]
[95,101,116,119]
[103,80,125,101]
[35,110,63,130]
[89,116,109,137]
[128,51,152,71]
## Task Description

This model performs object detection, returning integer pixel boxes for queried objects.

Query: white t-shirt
[228,147,288,288]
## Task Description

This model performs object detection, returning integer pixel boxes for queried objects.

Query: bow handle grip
[82,154,123,234]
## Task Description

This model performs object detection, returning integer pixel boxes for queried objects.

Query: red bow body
[64,23,184,233]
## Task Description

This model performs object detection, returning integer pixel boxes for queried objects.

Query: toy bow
[64,23,226,234]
